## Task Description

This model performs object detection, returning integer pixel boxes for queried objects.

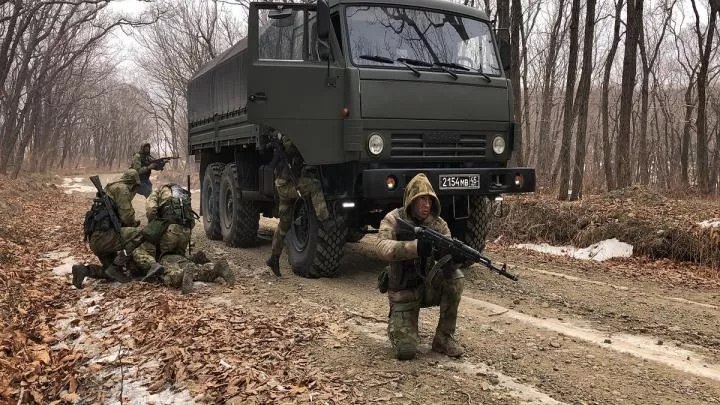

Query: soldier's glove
[417,238,433,258]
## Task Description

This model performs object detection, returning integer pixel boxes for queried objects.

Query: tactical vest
[82,196,118,241]
[158,185,195,228]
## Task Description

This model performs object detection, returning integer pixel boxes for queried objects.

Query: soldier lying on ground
[132,183,235,293]
[375,173,465,360]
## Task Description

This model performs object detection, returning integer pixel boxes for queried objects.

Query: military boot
[189,250,210,264]
[265,254,281,277]
[105,264,131,283]
[72,264,89,289]
[181,267,195,294]
[432,332,464,357]
[214,258,235,286]
[141,263,165,282]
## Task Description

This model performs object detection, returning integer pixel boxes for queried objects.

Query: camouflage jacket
[146,184,195,229]
[376,173,450,290]
[105,170,140,227]
[131,151,152,181]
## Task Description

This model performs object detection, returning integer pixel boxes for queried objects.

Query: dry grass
[490,186,720,267]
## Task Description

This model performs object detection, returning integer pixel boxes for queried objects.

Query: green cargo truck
[187,0,536,278]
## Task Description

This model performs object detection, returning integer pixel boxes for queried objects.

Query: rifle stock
[395,218,518,281]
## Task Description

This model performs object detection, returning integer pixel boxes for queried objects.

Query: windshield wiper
[432,62,459,80]
[435,61,493,82]
[397,57,433,67]
[359,55,420,77]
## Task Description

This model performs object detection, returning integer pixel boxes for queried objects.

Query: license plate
[438,174,480,190]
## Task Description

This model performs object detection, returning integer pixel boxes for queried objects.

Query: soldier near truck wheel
[375,173,465,360]
[130,142,161,198]
[132,183,235,294]
[72,169,145,288]
[265,132,330,277]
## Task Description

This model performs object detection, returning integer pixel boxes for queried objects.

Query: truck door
[247,2,345,165]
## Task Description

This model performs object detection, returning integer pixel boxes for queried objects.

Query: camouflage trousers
[132,224,220,288]
[386,265,464,360]
[157,254,222,288]
[133,224,190,271]
[88,227,143,273]
[271,176,329,256]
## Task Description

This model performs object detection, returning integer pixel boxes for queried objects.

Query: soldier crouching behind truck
[375,173,465,360]
[130,142,161,198]
[265,131,330,277]
[72,169,146,288]
[132,183,235,294]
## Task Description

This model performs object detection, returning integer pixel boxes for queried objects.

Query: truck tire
[466,195,492,253]
[219,163,259,247]
[286,199,347,278]
[346,227,364,243]
[201,163,225,240]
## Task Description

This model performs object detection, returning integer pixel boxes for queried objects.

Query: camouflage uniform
[133,183,235,293]
[266,133,329,276]
[72,170,144,288]
[130,142,154,198]
[376,173,465,360]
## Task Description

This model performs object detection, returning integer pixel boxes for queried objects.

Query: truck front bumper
[362,167,536,200]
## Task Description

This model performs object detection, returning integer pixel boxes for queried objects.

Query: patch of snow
[698,219,720,229]
[60,176,97,194]
[52,256,76,276]
[43,249,72,260]
[105,379,196,405]
[513,239,633,261]
[191,189,200,194]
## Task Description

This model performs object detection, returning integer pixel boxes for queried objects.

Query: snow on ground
[61,177,96,194]
[514,239,633,261]
[698,219,720,228]
[43,250,75,276]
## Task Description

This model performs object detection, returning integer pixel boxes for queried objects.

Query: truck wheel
[466,196,492,253]
[219,163,259,247]
[286,199,347,278]
[346,227,364,243]
[201,163,225,240]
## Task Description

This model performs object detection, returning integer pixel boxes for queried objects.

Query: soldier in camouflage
[132,183,235,293]
[376,173,465,360]
[265,132,329,276]
[72,169,144,288]
[130,142,160,198]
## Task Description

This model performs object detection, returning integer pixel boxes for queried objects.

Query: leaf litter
[0,174,360,404]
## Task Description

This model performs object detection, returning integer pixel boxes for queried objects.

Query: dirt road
[58,175,720,404]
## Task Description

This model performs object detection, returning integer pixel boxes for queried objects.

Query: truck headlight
[492,136,506,155]
[368,133,384,156]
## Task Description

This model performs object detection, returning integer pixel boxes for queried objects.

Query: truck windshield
[346,6,502,76]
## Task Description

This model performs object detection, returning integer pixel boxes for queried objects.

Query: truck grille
[390,133,487,158]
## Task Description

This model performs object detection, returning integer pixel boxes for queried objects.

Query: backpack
[158,184,197,228]
[82,196,118,241]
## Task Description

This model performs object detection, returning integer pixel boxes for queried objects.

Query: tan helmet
[120,169,140,186]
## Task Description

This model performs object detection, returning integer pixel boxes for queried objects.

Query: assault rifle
[149,156,180,170]
[89,175,127,256]
[396,217,519,281]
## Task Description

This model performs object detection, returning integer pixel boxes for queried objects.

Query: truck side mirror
[317,0,330,41]
[498,38,511,71]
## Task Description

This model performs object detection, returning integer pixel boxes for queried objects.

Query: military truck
[187,0,536,278]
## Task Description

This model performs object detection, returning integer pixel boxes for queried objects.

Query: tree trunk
[556,0,581,200]
[569,0,597,201]
[601,0,624,191]
[615,0,643,189]
[693,0,717,194]
[681,86,695,186]
[509,0,523,166]
[536,0,566,182]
